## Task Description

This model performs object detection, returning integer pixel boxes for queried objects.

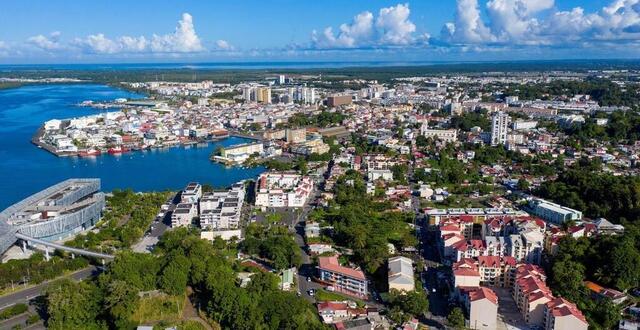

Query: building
[286,128,307,143]
[317,255,367,298]
[420,127,458,143]
[367,169,393,182]
[219,142,264,163]
[199,182,245,229]
[256,87,271,104]
[529,199,582,225]
[543,297,588,330]
[255,172,313,208]
[171,203,197,227]
[388,256,414,292]
[462,287,498,330]
[512,120,538,130]
[513,265,553,326]
[0,179,105,252]
[290,139,330,155]
[181,182,202,204]
[327,95,352,107]
[491,112,510,146]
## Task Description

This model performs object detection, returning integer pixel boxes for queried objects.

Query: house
[318,255,368,298]
[585,281,628,305]
[388,256,415,292]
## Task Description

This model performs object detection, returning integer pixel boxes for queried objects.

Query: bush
[0,303,28,320]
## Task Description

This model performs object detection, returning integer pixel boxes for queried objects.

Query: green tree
[448,307,466,329]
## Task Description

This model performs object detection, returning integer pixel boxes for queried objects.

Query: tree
[550,260,585,302]
[45,279,104,330]
[104,280,138,329]
[447,307,466,329]
[159,254,191,295]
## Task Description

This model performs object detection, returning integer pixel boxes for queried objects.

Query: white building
[171,203,197,227]
[368,169,394,182]
[388,256,415,292]
[255,172,313,208]
[491,112,510,146]
[199,183,245,230]
[181,182,202,204]
[420,127,458,143]
[529,199,582,225]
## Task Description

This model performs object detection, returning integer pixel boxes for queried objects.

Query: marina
[0,84,265,210]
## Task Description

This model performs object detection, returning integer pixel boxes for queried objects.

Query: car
[326,286,335,292]
[296,291,301,297]
[308,289,315,296]
[306,277,311,282]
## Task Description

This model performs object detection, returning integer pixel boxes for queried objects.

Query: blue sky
[0,0,636,63]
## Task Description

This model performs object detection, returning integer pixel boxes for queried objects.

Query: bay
[0,84,264,209]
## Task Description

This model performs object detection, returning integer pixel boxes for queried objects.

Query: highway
[0,266,101,310]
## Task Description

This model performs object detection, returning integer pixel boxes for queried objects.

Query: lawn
[131,294,185,325]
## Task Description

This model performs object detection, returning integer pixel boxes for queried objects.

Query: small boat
[107,146,130,154]
[78,149,101,157]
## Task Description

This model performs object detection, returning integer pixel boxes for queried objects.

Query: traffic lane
[0,266,99,309]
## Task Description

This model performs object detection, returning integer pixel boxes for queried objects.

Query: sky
[0,0,637,64]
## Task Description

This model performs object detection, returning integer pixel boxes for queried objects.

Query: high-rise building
[256,87,271,104]
[491,111,510,146]
[278,75,286,85]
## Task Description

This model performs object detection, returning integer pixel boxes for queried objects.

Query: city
[0,1,640,330]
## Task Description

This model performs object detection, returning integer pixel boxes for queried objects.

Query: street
[0,266,101,310]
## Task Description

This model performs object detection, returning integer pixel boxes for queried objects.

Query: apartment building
[255,172,313,208]
[528,199,582,225]
[543,297,589,330]
[317,255,367,298]
[491,111,510,146]
[513,265,553,326]
[461,287,499,330]
[181,182,202,204]
[199,183,245,230]
[285,128,306,143]
[171,203,197,227]
[420,127,458,143]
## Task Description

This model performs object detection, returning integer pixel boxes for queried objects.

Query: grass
[315,289,366,307]
[131,294,185,325]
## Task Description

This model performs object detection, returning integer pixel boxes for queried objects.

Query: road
[0,266,101,310]
[132,192,177,253]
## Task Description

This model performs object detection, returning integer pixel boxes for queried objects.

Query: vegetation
[537,159,640,224]
[386,289,429,323]
[44,228,323,329]
[548,228,640,329]
[240,223,302,270]
[449,109,491,131]
[288,111,346,128]
[66,189,170,251]
[0,253,88,292]
[313,171,417,274]
[0,303,28,320]
[447,307,466,329]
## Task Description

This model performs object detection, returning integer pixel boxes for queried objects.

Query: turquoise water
[0,84,264,209]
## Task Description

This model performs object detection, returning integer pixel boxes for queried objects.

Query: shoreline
[31,125,263,158]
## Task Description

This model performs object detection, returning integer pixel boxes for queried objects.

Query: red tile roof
[318,255,366,281]
[468,287,498,305]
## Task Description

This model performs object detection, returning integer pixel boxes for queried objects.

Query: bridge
[15,233,114,262]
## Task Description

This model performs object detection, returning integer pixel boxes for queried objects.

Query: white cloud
[312,11,374,48]
[376,3,416,45]
[442,0,495,43]
[215,39,233,50]
[74,13,204,54]
[442,0,640,48]
[150,13,203,52]
[28,31,64,51]
[311,3,424,48]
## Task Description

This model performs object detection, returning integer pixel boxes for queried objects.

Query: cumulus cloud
[74,13,204,54]
[442,0,640,48]
[376,3,416,45]
[311,3,422,48]
[28,31,64,51]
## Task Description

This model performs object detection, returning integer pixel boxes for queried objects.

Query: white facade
[199,183,245,230]
[255,173,313,208]
[491,112,510,146]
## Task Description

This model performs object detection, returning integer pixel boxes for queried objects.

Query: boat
[107,146,130,154]
[78,149,101,157]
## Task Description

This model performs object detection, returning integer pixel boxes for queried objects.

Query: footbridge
[15,233,114,262]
